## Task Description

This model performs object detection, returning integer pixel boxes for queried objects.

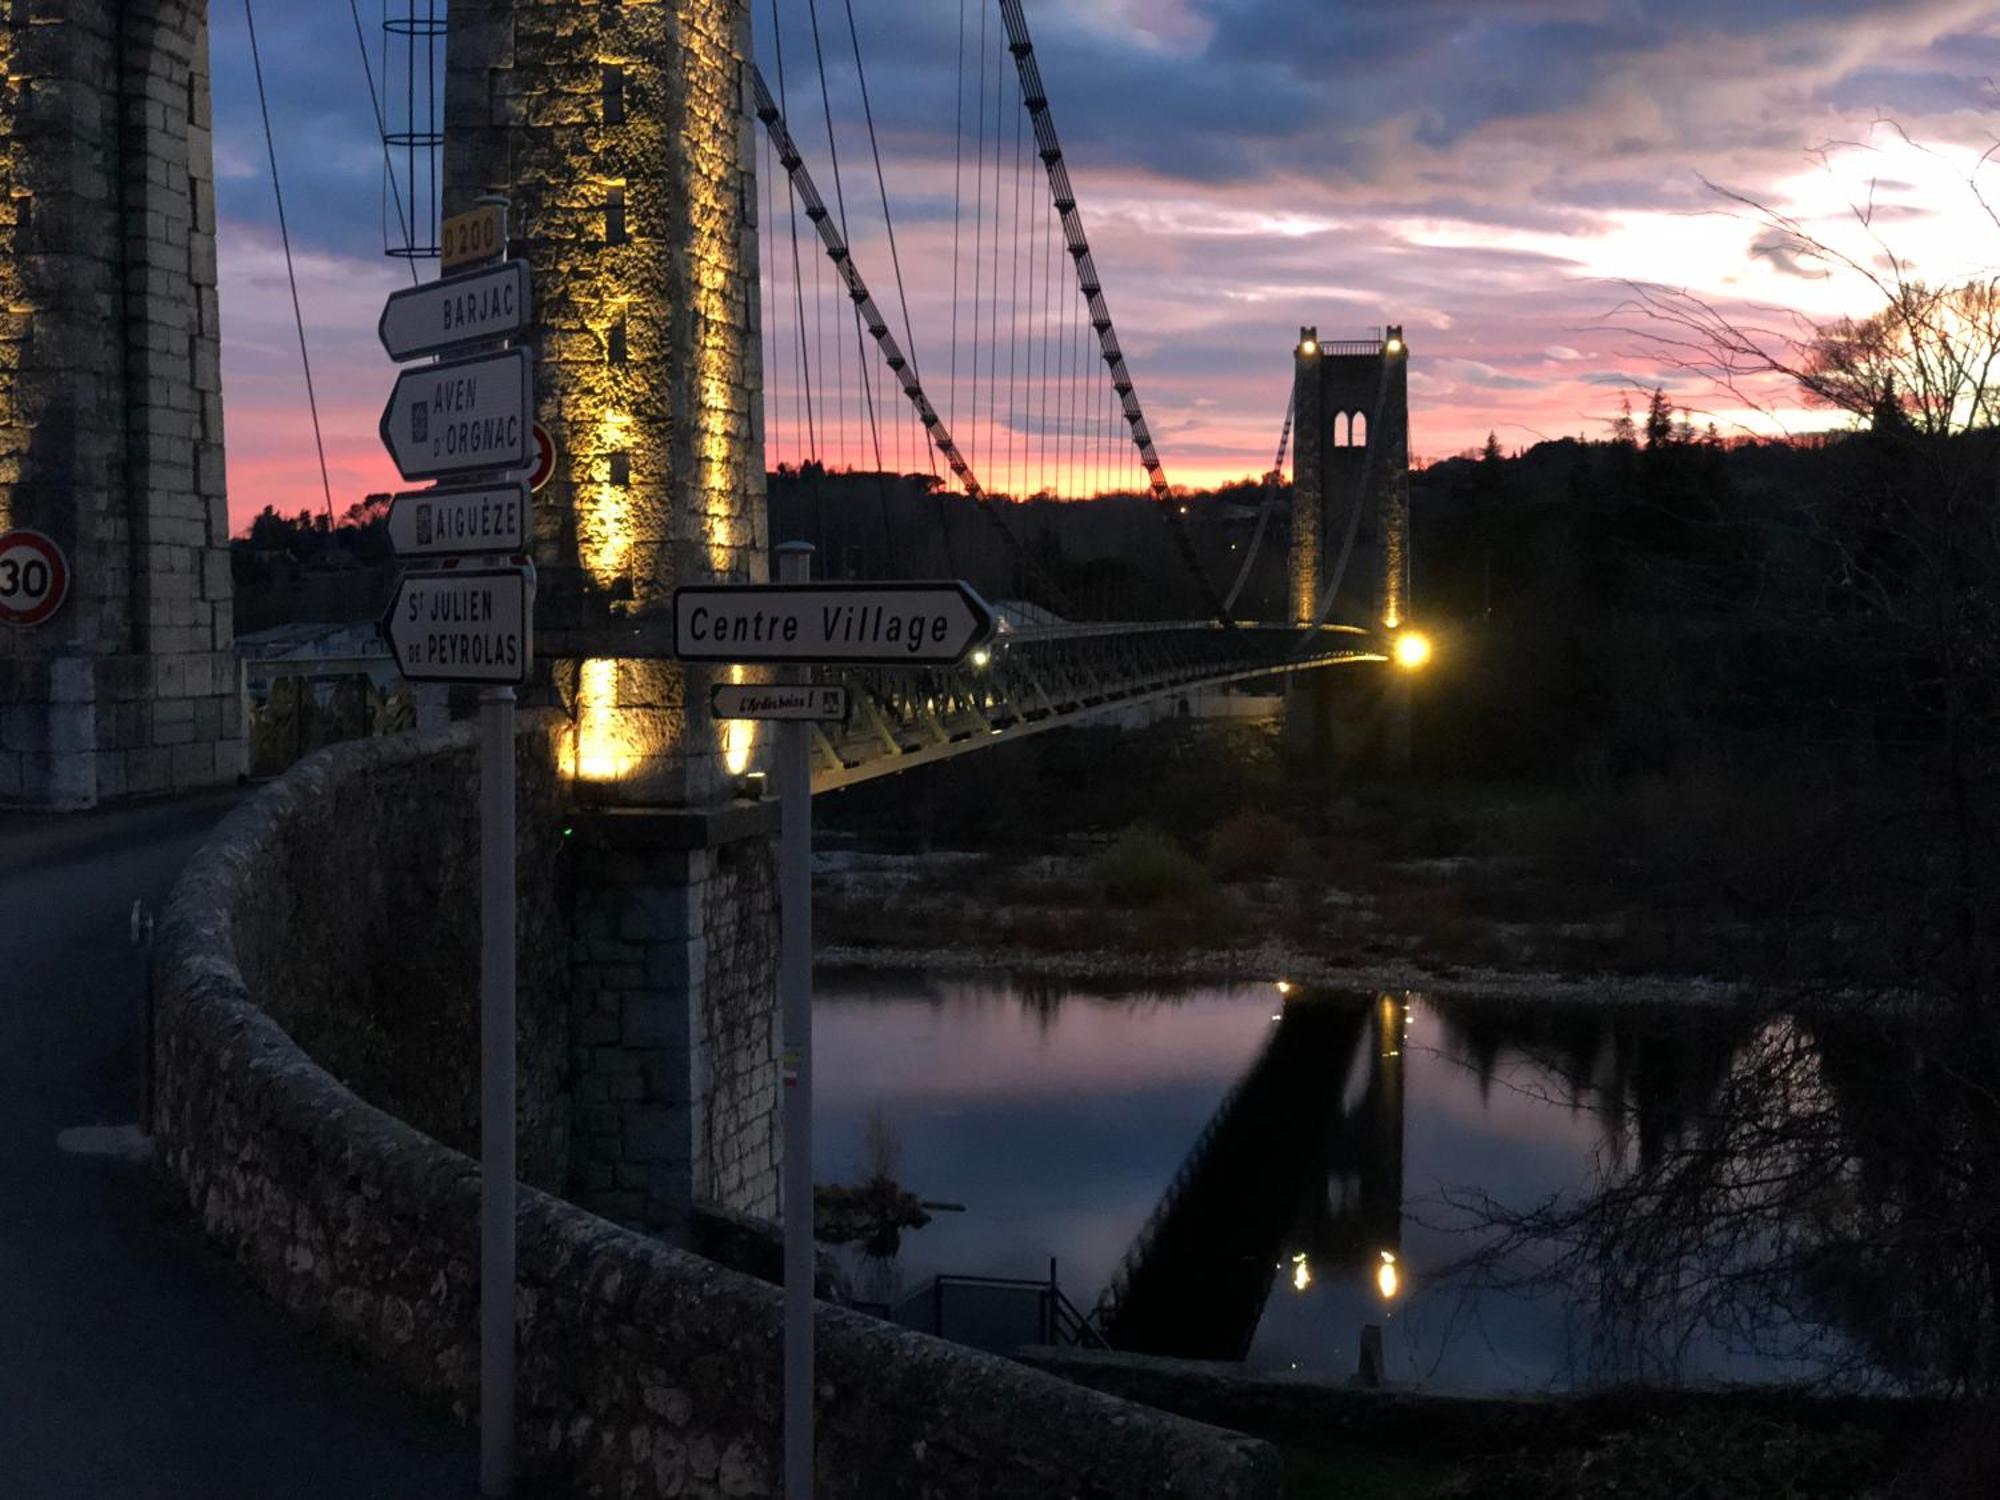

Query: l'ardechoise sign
[379,347,534,482]
[378,260,532,362]
[672,581,994,666]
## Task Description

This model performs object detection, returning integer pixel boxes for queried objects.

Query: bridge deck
[809,623,1382,792]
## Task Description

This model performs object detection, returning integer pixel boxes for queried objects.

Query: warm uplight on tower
[1393,630,1432,671]
[1299,338,1318,356]
[1384,335,1404,355]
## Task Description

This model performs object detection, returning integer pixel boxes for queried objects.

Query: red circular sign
[529,422,556,493]
[0,529,70,627]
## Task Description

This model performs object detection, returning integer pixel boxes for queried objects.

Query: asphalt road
[0,792,477,1498]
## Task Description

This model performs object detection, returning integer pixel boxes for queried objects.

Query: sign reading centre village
[673,582,995,666]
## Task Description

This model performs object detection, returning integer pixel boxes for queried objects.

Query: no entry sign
[0,529,70,627]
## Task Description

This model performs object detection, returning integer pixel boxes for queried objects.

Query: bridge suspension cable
[995,0,1233,621]
[752,65,1076,614]
[1224,385,1297,616]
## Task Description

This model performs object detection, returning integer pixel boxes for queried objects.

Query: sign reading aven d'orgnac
[673,581,994,666]
[378,260,531,361]
[382,565,536,684]
[379,347,534,482]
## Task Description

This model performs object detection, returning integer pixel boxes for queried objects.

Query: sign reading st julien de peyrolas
[378,259,532,362]
[379,347,534,482]
[673,581,995,667]
[382,566,536,685]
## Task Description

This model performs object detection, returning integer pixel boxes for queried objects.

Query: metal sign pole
[469,192,517,1500]
[479,682,518,1497]
[776,540,815,1500]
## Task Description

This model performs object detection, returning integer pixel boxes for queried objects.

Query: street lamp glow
[1375,1250,1401,1301]
[1393,630,1432,671]
[1299,338,1318,356]
[1384,335,1404,355]
[971,646,992,670]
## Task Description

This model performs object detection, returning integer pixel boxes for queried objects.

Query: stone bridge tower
[1285,326,1411,768]
[445,1,778,1233]
[0,2,241,808]
[1289,326,1410,631]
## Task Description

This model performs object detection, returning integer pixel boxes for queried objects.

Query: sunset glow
[209,3,2000,528]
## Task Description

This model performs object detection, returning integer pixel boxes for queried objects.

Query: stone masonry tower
[1290,325,1410,631]
[0,2,242,808]
[445,2,780,1234]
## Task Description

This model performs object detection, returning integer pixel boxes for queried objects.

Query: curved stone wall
[150,724,1278,1498]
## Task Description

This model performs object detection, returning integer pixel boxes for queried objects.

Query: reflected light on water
[1291,1253,1312,1293]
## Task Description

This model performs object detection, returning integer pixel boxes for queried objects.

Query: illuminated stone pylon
[0,2,242,808]
[444,0,769,809]
[1286,325,1412,770]
[445,2,779,1233]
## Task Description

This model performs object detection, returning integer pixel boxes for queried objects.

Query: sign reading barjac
[378,260,531,362]
[672,581,994,667]
[382,565,536,685]
[379,347,534,482]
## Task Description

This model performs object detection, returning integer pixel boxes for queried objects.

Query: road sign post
[774,544,816,1500]
[379,194,528,1498]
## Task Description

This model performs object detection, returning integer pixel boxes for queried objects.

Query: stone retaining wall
[151,724,1278,1498]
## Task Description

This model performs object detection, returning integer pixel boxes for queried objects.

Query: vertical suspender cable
[245,0,336,526]
[346,0,419,283]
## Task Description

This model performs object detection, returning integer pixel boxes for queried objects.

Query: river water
[813,972,1884,1392]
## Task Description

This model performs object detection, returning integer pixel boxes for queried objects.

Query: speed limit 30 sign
[0,529,70,627]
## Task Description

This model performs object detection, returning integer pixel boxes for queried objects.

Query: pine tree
[1611,393,1638,446]
[1644,387,1675,449]
[1482,430,1504,465]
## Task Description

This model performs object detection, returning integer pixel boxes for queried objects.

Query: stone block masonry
[0,2,242,808]
[152,724,1279,1499]
[444,0,769,809]
[569,801,780,1233]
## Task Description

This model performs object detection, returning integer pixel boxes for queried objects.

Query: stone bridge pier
[1283,325,1411,772]
[445,0,779,1234]
[0,1,242,808]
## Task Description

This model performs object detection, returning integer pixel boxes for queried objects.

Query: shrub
[1204,810,1300,881]
[1091,824,1210,906]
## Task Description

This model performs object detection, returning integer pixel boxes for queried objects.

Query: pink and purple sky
[212,1,2000,531]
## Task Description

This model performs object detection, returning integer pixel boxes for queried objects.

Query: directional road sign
[380,348,534,482]
[673,580,994,666]
[386,482,531,558]
[711,683,851,723]
[382,565,535,684]
[0,528,69,628]
[440,202,506,272]
[379,260,531,362]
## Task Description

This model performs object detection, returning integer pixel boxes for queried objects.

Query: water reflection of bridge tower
[1097,991,1410,1362]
